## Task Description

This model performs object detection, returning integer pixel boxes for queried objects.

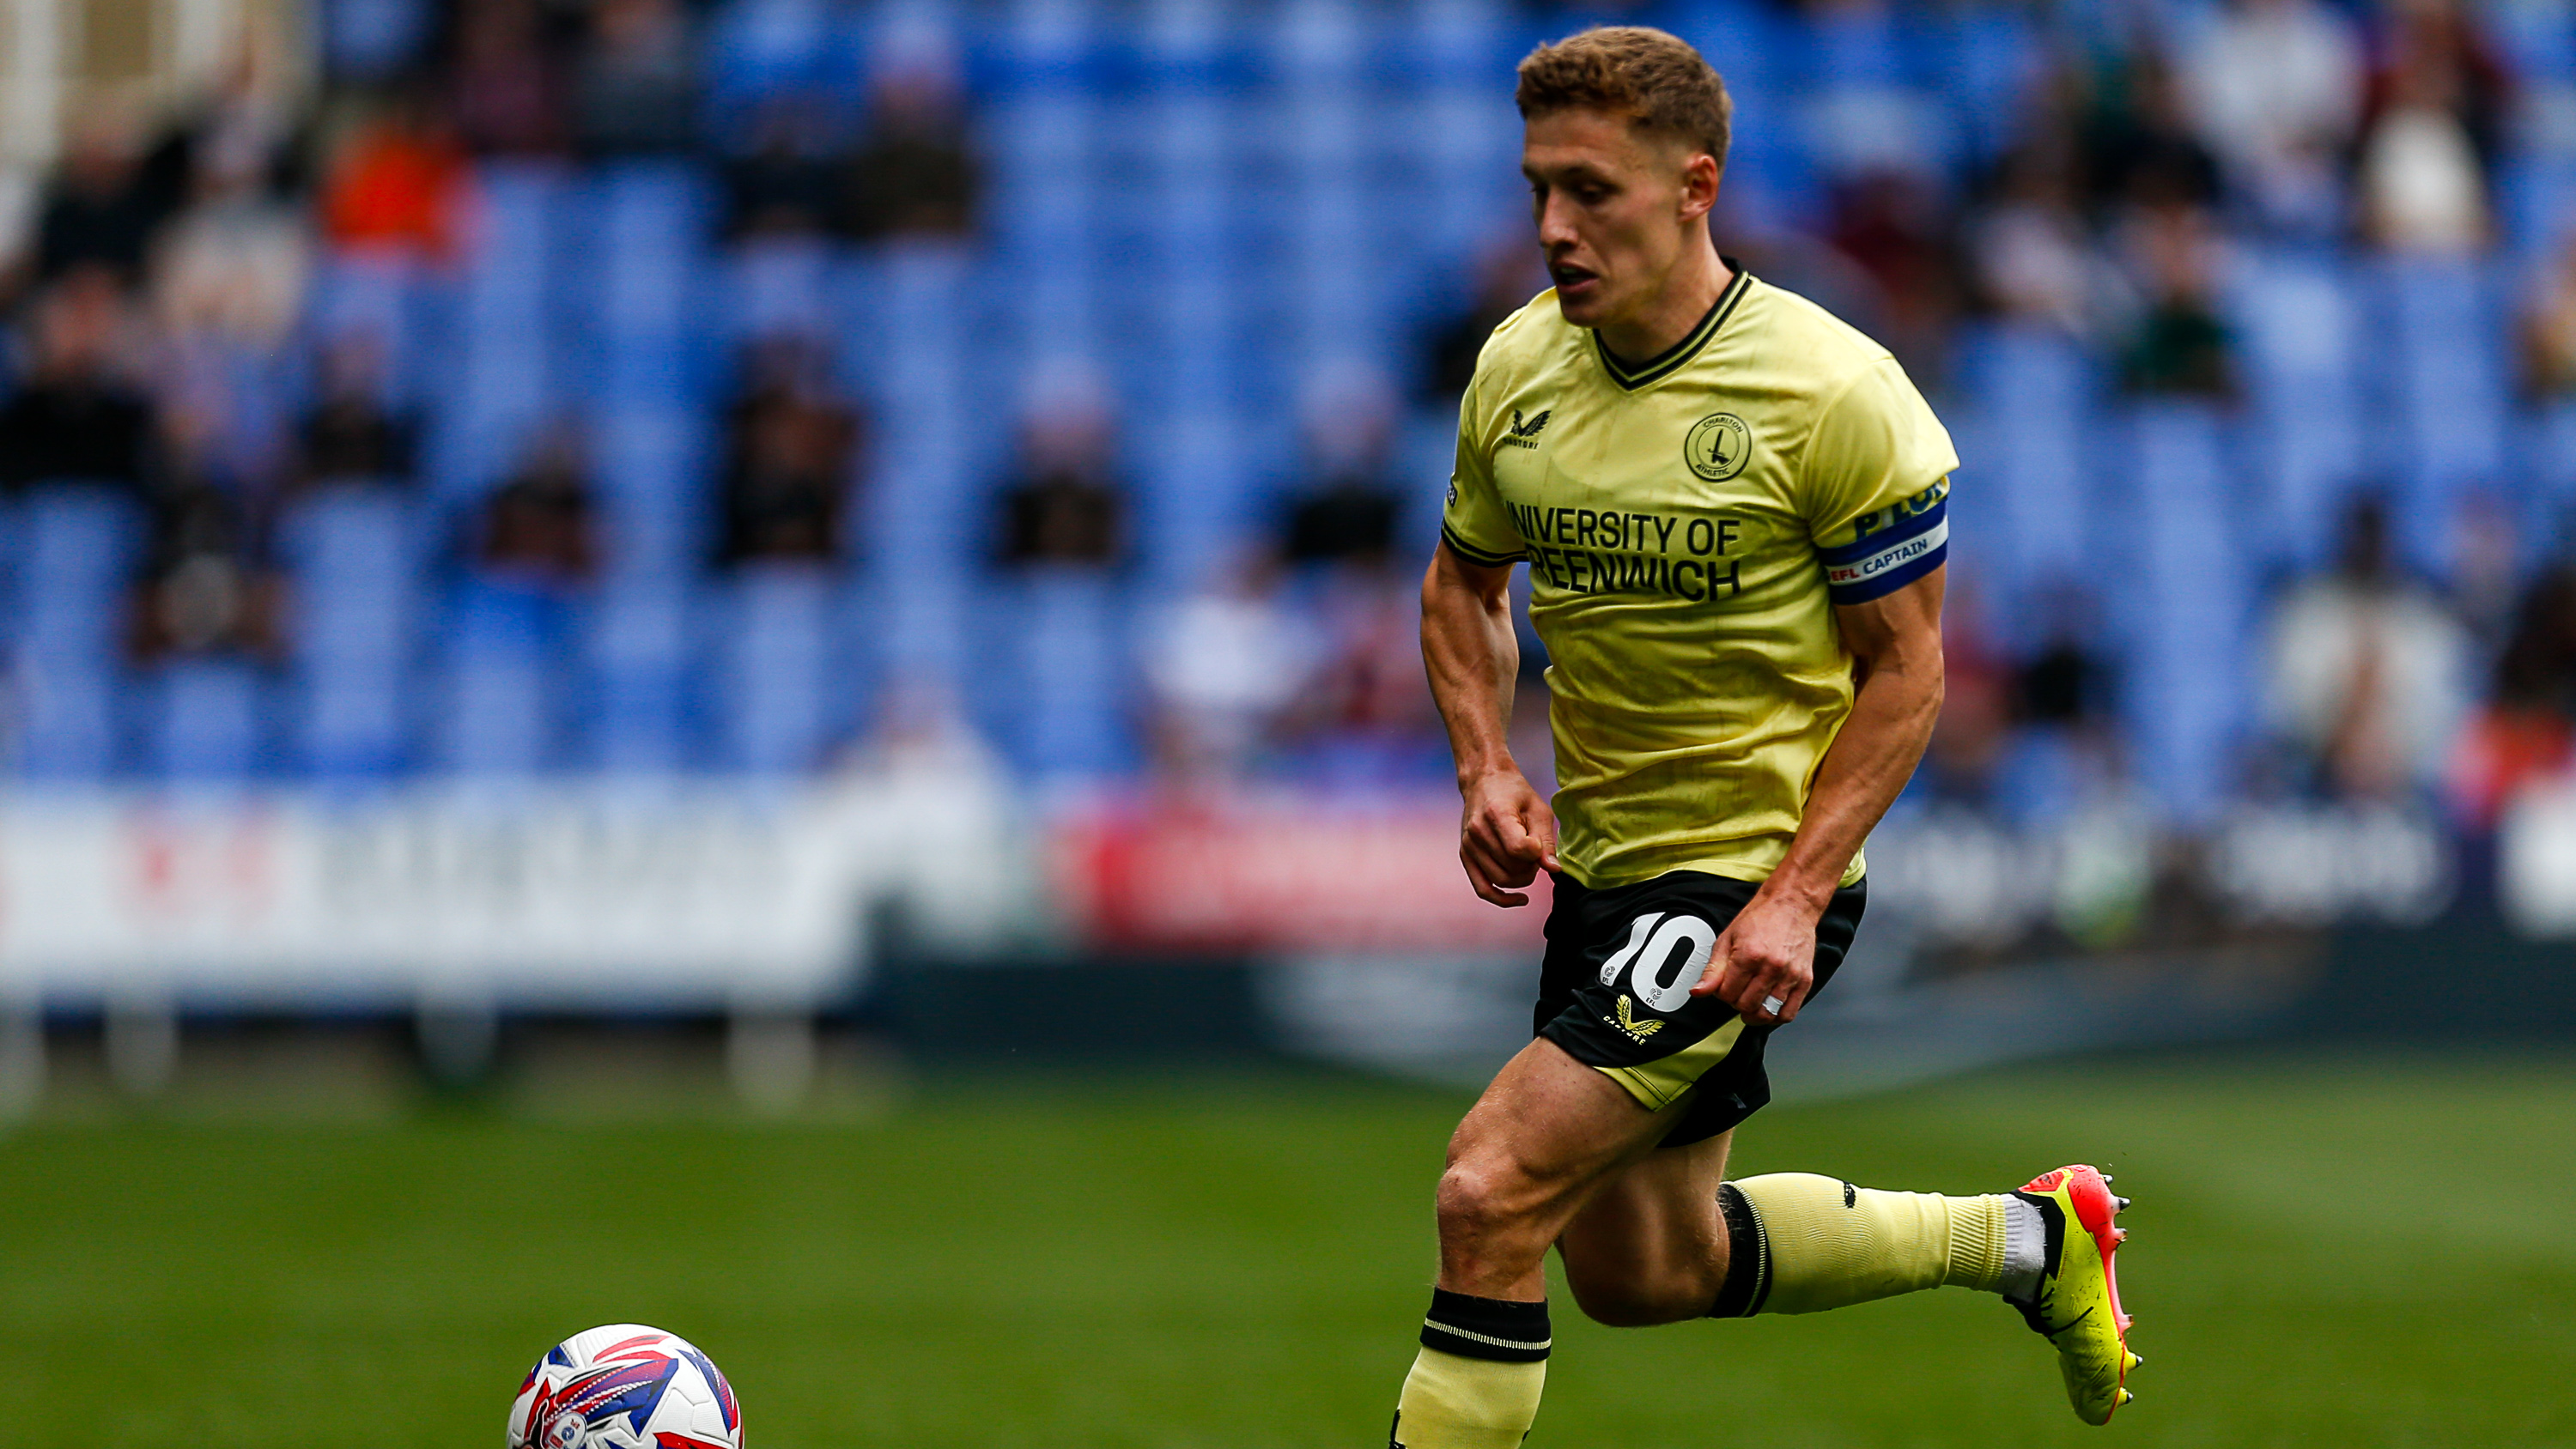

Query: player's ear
[1677,150,1721,222]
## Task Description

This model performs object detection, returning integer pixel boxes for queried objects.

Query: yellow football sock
[1733,1172,2010,1314]
[1392,1348,1545,1449]
[1390,1290,1549,1448]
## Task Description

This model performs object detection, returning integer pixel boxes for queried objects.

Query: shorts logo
[1685,413,1751,482]
[1605,994,1664,1043]
[1600,911,1721,1015]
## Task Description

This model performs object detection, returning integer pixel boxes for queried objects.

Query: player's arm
[1422,538,1558,906]
[1693,564,1945,1020]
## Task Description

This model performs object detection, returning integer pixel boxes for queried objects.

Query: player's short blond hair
[1515,26,1732,173]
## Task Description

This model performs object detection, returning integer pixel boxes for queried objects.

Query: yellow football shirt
[1440,265,1956,889]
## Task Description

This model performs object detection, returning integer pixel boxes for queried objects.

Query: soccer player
[1395,27,2137,1447]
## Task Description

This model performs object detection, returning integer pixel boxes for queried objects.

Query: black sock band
[1709,1182,1773,1319]
[1419,1288,1552,1362]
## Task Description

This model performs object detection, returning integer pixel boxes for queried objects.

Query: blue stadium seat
[11,652,121,779]
[727,234,838,343]
[589,581,696,772]
[434,579,568,773]
[1964,324,2093,604]
[707,0,835,103]
[2229,248,2363,573]
[143,659,269,782]
[2379,257,2506,573]
[592,407,707,581]
[309,256,423,401]
[11,486,143,775]
[713,565,843,773]
[1004,568,1130,777]
[279,488,422,774]
[2118,399,2251,824]
[447,163,564,497]
[586,163,717,408]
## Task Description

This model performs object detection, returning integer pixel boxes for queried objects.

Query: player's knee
[1435,1160,1534,1253]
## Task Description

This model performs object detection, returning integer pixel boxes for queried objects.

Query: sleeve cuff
[1440,524,1523,567]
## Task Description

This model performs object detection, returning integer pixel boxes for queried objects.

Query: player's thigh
[1443,1034,1687,1234]
[1555,1129,1735,1321]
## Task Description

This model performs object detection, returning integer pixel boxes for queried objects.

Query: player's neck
[1595,242,1733,367]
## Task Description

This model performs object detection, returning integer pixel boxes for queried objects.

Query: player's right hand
[1458,769,1559,907]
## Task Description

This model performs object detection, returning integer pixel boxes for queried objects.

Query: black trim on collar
[1593,261,1753,391]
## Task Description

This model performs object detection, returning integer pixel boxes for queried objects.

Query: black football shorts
[1534,868,1866,1149]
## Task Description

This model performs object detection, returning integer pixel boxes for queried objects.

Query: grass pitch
[2,1047,2569,1447]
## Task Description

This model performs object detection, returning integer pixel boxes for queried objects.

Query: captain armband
[1815,490,1947,604]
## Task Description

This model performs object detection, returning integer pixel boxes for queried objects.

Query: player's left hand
[1690,890,1823,1023]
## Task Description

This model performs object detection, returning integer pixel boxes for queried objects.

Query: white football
[507,1324,743,1449]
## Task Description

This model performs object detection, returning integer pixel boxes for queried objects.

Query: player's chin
[1552,271,1606,318]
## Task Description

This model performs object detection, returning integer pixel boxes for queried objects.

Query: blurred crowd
[2,0,2574,924]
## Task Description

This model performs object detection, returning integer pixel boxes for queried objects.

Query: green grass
[3,1049,2572,1447]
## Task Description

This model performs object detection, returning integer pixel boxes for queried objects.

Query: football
[507,1324,743,1449]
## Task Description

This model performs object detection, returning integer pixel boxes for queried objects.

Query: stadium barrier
[1,779,2564,1112]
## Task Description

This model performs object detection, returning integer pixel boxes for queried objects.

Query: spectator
[1144,549,1320,779]
[1913,587,2010,805]
[0,269,154,494]
[24,104,187,292]
[294,333,416,490]
[1826,167,1961,381]
[571,0,702,159]
[473,429,598,588]
[447,0,571,159]
[1286,567,1446,784]
[2263,495,2470,801]
[2179,0,2364,238]
[1421,236,1549,404]
[319,87,470,263]
[995,375,1124,569]
[723,96,843,242]
[837,59,979,243]
[714,339,863,567]
[1279,362,1404,570]
[1968,141,2111,336]
[2115,200,2234,397]
[2084,51,2223,219]
[2450,561,2576,829]
[129,403,282,664]
[2355,0,2508,255]
[2523,230,2576,397]
[149,119,312,355]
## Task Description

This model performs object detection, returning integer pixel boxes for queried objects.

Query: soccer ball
[508,1324,743,1449]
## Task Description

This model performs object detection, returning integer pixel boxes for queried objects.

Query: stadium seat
[1964,324,2093,605]
[1004,567,1130,778]
[589,580,696,772]
[447,162,564,499]
[434,579,569,774]
[279,488,423,775]
[728,234,837,343]
[713,565,843,773]
[2119,399,2251,824]
[2230,247,2363,573]
[2379,256,2507,573]
[592,407,708,582]
[143,659,270,782]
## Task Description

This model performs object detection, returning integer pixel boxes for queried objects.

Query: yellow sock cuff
[1733,1173,2008,1314]
[1939,1193,2011,1294]
[1392,1348,1545,1449]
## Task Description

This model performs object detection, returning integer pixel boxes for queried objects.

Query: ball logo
[1684,413,1751,482]
[543,1414,586,1449]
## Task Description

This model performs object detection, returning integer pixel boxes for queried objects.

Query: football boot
[2010,1163,2140,1426]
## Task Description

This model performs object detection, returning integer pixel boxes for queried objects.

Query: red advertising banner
[1054,795,1554,954]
